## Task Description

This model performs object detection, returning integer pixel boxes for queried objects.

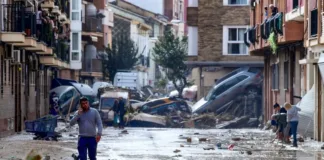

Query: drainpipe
[0,0,3,32]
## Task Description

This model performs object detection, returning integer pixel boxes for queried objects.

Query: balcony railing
[2,3,25,32]
[83,17,103,33]
[37,23,55,47]
[54,40,70,63]
[24,12,37,37]
[83,59,102,73]
[58,0,70,18]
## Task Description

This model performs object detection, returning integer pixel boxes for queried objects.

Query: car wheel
[246,87,259,97]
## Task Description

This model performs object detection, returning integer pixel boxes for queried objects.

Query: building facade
[110,0,167,88]
[0,0,81,137]
[186,0,264,100]
[303,0,324,141]
[248,0,305,124]
[79,0,114,86]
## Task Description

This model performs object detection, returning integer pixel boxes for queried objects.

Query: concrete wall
[0,48,52,137]
[263,47,303,122]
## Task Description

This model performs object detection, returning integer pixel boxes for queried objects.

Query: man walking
[117,97,126,129]
[70,97,103,160]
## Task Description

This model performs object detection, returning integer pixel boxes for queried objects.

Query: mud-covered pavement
[1,123,324,160]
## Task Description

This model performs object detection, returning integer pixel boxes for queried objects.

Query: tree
[153,27,189,97]
[100,34,139,82]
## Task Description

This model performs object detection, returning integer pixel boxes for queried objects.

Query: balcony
[52,6,61,15]
[249,12,304,55]
[82,16,103,37]
[81,59,103,78]
[1,3,26,43]
[14,11,37,48]
[41,0,55,9]
[285,0,305,22]
[54,40,70,64]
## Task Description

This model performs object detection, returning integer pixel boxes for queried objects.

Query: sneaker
[291,144,298,147]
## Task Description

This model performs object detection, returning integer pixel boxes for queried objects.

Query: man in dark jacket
[117,97,126,129]
[112,99,119,128]
[272,103,290,143]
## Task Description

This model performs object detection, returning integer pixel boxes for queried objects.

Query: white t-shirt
[36,11,42,24]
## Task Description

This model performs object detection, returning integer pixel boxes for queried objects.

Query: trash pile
[124,93,262,129]
[95,84,262,129]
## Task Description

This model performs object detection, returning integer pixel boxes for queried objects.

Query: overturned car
[192,67,263,114]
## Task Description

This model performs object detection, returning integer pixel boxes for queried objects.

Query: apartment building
[248,0,305,124]
[0,0,81,137]
[80,0,114,85]
[109,0,167,88]
[113,0,168,87]
[124,0,188,37]
[303,0,324,141]
[186,0,263,100]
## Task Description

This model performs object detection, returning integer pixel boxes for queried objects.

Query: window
[224,0,248,5]
[284,61,289,89]
[72,52,79,61]
[82,4,85,23]
[72,33,79,50]
[236,75,248,81]
[223,26,248,55]
[71,0,80,21]
[310,9,318,37]
[60,90,74,104]
[272,64,279,90]
[293,0,299,9]
[71,32,80,61]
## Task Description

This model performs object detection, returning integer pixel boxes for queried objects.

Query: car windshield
[205,84,217,101]
[100,97,116,109]
[85,95,97,105]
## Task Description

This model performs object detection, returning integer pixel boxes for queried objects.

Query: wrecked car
[128,113,167,128]
[98,87,130,124]
[192,67,263,114]
[139,97,192,116]
[49,86,81,115]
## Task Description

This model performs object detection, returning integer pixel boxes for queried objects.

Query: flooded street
[0,124,324,160]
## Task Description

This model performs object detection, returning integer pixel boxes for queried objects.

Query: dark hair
[264,7,268,10]
[273,103,280,108]
[80,97,88,103]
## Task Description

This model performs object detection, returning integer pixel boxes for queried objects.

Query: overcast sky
[124,0,164,15]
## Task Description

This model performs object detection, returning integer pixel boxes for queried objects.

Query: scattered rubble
[203,146,215,150]
[173,149,181,153]
[298,137,305,142]
[199,138,209,142]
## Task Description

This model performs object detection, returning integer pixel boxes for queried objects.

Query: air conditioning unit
[12,50,21,63]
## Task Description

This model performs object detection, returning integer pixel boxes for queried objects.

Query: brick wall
[197,0,262,62]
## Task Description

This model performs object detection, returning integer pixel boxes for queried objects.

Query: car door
[221,75,249,104]
[209,84,228,111]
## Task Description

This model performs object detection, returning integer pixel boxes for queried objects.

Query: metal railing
[83,59,102,72]
[37,23,55,47]
[83,17,103,32]
[2,3,25,32]
[24,12,36,37]
[54,40,70,63]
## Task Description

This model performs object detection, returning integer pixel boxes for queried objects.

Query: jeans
[290,121,299,146]
[78,137,97,160]
[119,113,125,128]
[113,113,119,127]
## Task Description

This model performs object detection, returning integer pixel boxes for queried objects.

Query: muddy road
[0,124,323,160]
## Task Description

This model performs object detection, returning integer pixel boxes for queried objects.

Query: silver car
[192,67,263,114]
